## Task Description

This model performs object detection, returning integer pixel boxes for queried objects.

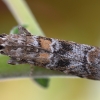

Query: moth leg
[18,26,31,35]
[30,64,35,76]
[8,58,19,65]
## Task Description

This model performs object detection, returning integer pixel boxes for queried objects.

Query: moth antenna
[18,25,31,35]
[18,25,24,34]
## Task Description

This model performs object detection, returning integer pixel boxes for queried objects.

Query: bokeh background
[0,0,100,100]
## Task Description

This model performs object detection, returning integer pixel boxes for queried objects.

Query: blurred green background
[0,0,100,100]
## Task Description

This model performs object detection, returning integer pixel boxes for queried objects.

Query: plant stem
[3,0,44,36]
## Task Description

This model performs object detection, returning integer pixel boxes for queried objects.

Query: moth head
[0,34,6,54]
[0,45,5,54]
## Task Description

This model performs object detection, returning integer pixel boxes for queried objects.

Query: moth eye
[0,35,3,37]
[0,45,4,50]
[0,51,4,54]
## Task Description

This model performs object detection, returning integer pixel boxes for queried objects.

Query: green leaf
[34,78,50,88]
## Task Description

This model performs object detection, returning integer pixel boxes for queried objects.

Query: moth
[0,26,100,80]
